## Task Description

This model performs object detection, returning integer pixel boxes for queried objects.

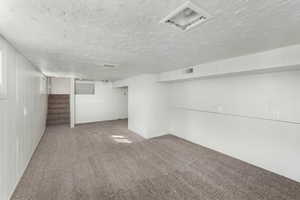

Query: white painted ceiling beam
[158,44,300,82]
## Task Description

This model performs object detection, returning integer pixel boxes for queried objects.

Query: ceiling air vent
[160,1,211,31]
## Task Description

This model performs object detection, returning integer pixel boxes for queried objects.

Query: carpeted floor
[11,120,300,200]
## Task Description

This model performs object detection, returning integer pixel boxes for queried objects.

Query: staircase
[47,94,70,126]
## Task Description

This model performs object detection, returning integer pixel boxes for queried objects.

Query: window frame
[75,81,95,95]
[0,48,7,99]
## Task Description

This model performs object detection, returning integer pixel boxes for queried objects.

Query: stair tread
[47,94,70,126]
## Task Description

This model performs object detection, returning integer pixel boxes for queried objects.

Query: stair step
[48,108,69,113]
[47,94,70,126]
[48,104,69,109]
[48,99,69,104]
[47,120,70,124]
[48,94,69,99]
[47,114,69,120]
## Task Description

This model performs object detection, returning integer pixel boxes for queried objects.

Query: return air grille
[161,1,211,31]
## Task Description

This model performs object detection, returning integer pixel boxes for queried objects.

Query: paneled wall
[0,36,48,200]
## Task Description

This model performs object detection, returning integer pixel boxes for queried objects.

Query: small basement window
[75,81,95,95]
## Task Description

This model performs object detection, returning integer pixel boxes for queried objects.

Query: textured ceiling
[0,0,300,80]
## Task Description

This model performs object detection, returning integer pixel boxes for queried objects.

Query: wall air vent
[184,67,194,74]
[160,1,211,31]
[103,64,117,68]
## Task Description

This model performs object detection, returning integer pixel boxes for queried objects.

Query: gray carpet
[11,120,300,200]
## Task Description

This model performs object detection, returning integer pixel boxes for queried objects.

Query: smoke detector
[160,1,211,31]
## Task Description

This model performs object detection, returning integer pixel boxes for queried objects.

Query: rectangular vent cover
[161,1,211,31]
[184,67,194,74]
[103,64,116,68]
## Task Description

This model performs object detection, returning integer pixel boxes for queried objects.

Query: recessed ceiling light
[160,1,212,31]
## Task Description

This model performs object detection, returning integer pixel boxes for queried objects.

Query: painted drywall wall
[168,70,300,123]
[75,81,128,124]
[114,70,300,182]
[0,36,48,200]
[113,44,300,182]
[168,70,300,182]
[49,77,71,94]
[114,74,169,138]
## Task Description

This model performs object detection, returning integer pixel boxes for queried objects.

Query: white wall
[70,78,75,128]
[75,81,128,124]
[114,74,169,138]
[127,75,169,138]
[49,77,71,94]
[168,70,300,182]
[169,71,300,123]
[0,36,48,200]
[114,70,300,182]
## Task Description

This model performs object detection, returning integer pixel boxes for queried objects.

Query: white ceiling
[0,0,300,80]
